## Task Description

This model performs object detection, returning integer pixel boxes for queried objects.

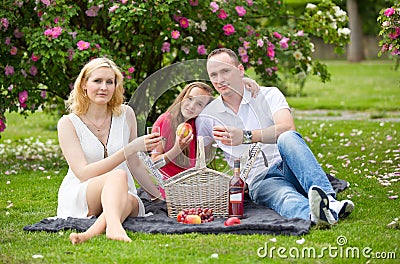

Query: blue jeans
[248,130,335,220]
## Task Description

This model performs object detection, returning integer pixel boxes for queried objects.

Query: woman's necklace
[84,113,108,132]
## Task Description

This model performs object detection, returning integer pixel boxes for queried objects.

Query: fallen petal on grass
[296,238,305,244]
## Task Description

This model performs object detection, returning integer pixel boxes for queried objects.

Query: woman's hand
[127,132,163,154]
[243,77,260,98]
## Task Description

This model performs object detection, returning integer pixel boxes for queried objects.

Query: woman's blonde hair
[66,57,124,115]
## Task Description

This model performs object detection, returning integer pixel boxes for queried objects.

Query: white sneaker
[328,196,354,219]
[338,200,354,219]
[309,186,338,226]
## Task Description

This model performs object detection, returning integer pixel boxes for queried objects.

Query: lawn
[1,60,399,263]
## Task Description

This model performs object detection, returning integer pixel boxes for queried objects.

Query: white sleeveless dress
[56,108,145,219]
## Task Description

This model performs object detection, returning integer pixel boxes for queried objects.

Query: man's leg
[249,163,310,221]
[277,130,354,220]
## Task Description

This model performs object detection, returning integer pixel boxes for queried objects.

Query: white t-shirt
[196,86,290,185]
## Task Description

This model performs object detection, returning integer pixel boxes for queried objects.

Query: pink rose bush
[0,0,350,135]
[378,3,400,67]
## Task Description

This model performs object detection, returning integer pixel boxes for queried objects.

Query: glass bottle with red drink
[228,159,244,218]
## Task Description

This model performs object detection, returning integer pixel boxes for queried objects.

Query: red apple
[184,214,201,224]
[176,211,185,223]
[224,217,241,226]
[176,122,192,137]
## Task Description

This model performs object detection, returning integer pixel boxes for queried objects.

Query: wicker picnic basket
[163,137,231,218]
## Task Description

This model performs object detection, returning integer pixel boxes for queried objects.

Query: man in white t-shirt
[196,48,354,225]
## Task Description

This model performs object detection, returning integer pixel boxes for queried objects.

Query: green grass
[1,60,400,263]
[285,60,400,111]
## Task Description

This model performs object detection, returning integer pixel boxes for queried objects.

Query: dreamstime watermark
[257,236,397,260]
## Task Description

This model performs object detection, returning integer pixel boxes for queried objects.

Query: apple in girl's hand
[224,217,241,226]
[176,122,192,137]
[184,214,201,224]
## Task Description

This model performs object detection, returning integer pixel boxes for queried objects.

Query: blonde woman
[57,58,162,244]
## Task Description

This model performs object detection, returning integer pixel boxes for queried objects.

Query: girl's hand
[175,128,193,151]
[243,77,260,98]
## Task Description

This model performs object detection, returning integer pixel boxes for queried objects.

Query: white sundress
[56,109,145,219]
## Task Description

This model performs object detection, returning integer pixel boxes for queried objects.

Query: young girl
[57,58,161,244]
[150,79,259,198]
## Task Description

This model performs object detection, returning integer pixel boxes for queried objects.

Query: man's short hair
[207,48,240,66]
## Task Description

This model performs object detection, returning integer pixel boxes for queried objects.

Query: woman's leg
[69,169,139,244]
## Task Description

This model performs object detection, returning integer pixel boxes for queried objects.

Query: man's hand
[212,125,243,146]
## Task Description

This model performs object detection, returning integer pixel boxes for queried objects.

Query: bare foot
[69,232,89,245]
[106,227,132,243]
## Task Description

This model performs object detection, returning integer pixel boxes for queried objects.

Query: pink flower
[5,65,14,76]
[246,0,253,5]
[243,41,251,49]
[273,31,282,39]
[41,0,51,7]
[30,66,38,76]
[296,30,304,37]
[44,28,53,37]
[241,55,249,63]
[77,40,90,50]
[181,46,190,54]
[0,118,5,132]
[54,17,60,24]
[267,42,275,59]
[1,18,9,31]
[10,46,17,55]
[19,90,28,108]
[257,58,263,65]
[31,53,40,62]
[257,39,264,47]
[128,67,135,73]
[179,17,189,28]
[109,5,119,12]
[171,30,180,39]
[41,90,47,99]
[52,26,62,38]
[222,24,235,36]
[86,6,100,17]
[5,37,11,45]
[161,42,170,53]
[218,9,227,19]
[384,7,395,17]
[189,0,198,6]
[238,47,247,56]
[14,28,23,38]
[210,2,219,13]
[44,26,62,38]
[197,45,206,55]
[235,6,246,17]
[121,0,128,4]
[279,37,290,50]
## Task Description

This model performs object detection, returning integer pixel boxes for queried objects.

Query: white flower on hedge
[338,27,351,36]
[333,6,347,21]
[293,50,303,60]
[330,21,337,29]
[382,21,390,27]
[306,3,317,9]
[309,42,315,53]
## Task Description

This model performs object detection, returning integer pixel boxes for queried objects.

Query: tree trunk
[347,0,365,62]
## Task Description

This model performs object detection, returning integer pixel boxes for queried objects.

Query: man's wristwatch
[242,130,252,144]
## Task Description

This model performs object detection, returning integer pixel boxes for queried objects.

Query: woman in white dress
[57,58,162,244]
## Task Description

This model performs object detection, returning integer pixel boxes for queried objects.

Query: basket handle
[195,136,206,169]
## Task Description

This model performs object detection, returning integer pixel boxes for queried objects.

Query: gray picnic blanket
[23,174,348,236]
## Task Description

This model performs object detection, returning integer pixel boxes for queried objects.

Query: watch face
[243,130,252,144]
